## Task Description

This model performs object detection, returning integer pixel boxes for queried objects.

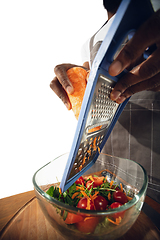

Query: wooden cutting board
[0,196,64,240]
[0,196,160,240]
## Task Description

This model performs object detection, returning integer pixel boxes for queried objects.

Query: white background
[0,0,107,198]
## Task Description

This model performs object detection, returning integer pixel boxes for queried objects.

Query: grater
[60,0,155,192]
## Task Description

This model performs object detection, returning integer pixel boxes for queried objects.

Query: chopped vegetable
[110,202,125,219]
[75,216,100,233]
[46,175,132,234]
[66,67,87,120]
[64,212,84,224]
[113,190,128,204]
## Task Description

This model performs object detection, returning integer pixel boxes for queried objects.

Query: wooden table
[0,191,160,240]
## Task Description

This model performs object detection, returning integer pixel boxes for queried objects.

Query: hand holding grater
[60,0,155,192]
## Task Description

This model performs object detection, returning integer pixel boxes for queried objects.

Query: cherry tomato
[110,202,123,209]
[111,185,120,191]
[75,216,100,233]
[64,212,84,224]
[86,180,96,190]
[113,190,128,204]
[94,195,108,210]
[110,202,125,219]
[75,176,85,186]
[93,177,105,187]
[77,197,94,210]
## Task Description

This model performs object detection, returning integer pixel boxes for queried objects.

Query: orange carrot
[88,126,102,133]
[87,175,95,182]
[81,191,89,198]
[127,196,133,201]
[82,156,86,165]
[107,218,119,225]
[116,216,122,224]
[98,147,101,154]
[120,183,123,192]
[110,180,114,188]
[71,192,80,199]
[59,188,62,195]
[92,191,99,200]
[76,186,85,191]
[67,67,102,133]
[86,198,91,210]
[79,165,83,171]
[93,137,97,151]
[67,67,87,120]
[108,192,111,201]
[107,216,122,225]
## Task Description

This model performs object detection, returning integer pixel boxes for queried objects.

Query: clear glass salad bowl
[33,153,148,240]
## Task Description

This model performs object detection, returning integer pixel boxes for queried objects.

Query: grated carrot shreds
[79,165,83,171]
[77,196,82,199]
[89,194,94,202]
[59,188,62,195]
[92,191,99,200]
[86,198,91,210]
[76,186,85,191]
[84,217,95,221]
[107,216,122,226]
[81,191,89,198]
[87,149,91,155]
[89,194,96,209]
[108,192,111,201]
[71,192,80,199]
[82,156,86,165]
[107,218,119,225]
[120,183,123,192]
[93,137,97,151]
[127,196,133,201]
[116,216,122,224]
[87,175,95,182]
[98,147,101,154]
[110,180,114,188]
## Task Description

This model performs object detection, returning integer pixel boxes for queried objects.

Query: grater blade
[68,74,119,180]
[60,0,155,192]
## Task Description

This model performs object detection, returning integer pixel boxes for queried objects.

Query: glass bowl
[32,153,148,240]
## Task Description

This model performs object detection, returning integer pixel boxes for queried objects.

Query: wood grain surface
[0,197,64,240]
[0,192,160,240]
[0,191,35,232]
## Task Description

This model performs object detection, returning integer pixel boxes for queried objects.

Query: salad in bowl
[33,153,148,240]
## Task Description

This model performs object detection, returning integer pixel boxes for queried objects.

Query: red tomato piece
[111,185,120,191]
[75,176,85,186]
[113,190,128,204]
[94,195,108,210]
[64,212,84,224]
[110,202,125,219]
[75,217,100,233]
[77,197,94,210]
[110,202,123,209]
[86,180,96,190]
[93,177,105,187]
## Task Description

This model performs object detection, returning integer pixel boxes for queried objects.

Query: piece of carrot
[71,192,80,199]
[67,67,87,120]
[88,126,102,133]
[67,67,102,134]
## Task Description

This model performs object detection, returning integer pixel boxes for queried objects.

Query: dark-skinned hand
[109,9,160,104]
